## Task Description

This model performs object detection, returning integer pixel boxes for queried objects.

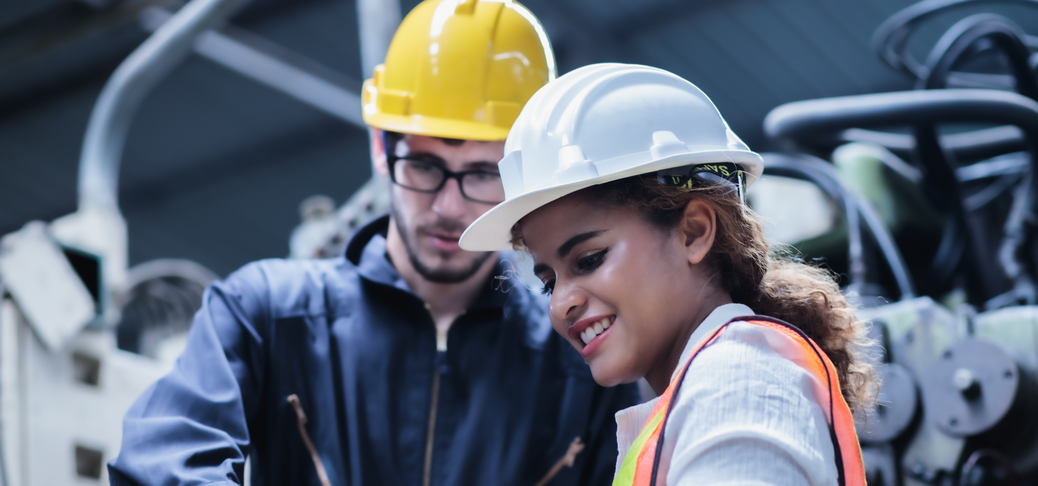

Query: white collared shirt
[614,303,839,485]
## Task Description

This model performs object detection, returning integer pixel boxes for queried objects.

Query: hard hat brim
[363,111,511,142]
[460,149,763,252]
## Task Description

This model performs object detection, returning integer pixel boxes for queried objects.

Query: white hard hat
[459,63,763,252]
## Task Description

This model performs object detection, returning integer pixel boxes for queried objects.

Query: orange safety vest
[613,315,865,486]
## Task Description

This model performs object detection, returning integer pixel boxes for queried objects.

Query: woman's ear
[679,199,717,265]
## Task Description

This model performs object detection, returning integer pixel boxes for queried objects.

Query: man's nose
[432,177,468,219]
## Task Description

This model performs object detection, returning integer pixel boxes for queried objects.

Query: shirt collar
[671,303,754,382]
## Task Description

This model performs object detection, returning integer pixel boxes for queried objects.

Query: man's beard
[391,203,494,284]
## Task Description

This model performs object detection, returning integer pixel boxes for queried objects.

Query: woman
[460,64,874,485]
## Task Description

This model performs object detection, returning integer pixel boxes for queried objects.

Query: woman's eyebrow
[557,230,604,259]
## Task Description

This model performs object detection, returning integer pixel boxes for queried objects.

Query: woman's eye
[540,279,556,295]
[576,249,608,273]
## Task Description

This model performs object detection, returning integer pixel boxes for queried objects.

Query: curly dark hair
[510,174,877,414]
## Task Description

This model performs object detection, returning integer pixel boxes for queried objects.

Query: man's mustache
[416,218,467,236]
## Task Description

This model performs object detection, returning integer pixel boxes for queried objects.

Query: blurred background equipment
[747,0,1038,484]
[115,258,217,361]
[0,0,249,483]
[0,0,397,482]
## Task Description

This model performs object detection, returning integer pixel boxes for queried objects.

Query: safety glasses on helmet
[656,162,748,205]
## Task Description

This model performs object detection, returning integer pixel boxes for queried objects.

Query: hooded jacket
[108,216,640,486]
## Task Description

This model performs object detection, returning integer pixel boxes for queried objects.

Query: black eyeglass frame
[385,153,505,205]
[382,130,504,204]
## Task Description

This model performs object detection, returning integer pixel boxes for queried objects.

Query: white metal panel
[0,298,20,486]
[24,328,171,485]
[0,223,95,351]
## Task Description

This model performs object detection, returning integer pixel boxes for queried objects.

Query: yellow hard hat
[362,0,555,141]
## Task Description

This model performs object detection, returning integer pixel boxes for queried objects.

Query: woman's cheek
[550,317,578,350]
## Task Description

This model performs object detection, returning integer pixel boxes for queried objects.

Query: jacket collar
[344,215,511,310]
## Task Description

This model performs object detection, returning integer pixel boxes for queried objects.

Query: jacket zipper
[422,329,448,486]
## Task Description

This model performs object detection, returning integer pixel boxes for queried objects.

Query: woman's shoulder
[661,320,839,485]
[682,319,836,411]
[683,320,826,405]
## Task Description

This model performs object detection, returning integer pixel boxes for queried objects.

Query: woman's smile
[519,190,722,388]
[567,315,615,357]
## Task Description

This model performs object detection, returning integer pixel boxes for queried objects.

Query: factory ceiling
[1,0,1037,276]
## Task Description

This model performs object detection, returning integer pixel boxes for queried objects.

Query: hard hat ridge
[460,63,764,252]
[362,0,555,141]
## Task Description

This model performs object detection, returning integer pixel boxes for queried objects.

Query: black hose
[918,14,1038,99]
[913,12,1038,302]
[761,155,864,287]
[766,90,1038,303]
[912,122,976,293]
[762,153,917,300]
[873,0,1038,85]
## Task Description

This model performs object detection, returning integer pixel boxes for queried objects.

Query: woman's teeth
[580,318,612,344]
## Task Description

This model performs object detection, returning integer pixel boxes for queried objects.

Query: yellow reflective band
[613,410,664,486]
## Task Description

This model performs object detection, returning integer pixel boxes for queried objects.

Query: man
[108,1,639,485]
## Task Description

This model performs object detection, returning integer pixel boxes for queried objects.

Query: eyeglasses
[387,154,505,204]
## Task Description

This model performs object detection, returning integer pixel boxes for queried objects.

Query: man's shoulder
[231,255,356,279]
[220,256,360,319]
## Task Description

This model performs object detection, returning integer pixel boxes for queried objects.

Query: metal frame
[79,0,250,213]
[140,7,366,128]
[357,0,402,80]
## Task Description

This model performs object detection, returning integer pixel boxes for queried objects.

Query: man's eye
[576,249,608,273]
[412,163,439,173]
[470,171,500,182]
[541,279,555,296]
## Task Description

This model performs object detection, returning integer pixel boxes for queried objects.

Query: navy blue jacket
[109,216,640,486]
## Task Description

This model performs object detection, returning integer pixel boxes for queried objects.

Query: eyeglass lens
[392,159,505,204]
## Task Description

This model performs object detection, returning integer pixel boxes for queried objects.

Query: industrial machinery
[749,1,1038,484]
[0,0,250,482]
[0,0,392,483]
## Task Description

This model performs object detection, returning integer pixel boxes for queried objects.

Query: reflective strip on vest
[612,315,865,486]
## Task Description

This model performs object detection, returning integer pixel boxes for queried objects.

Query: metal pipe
[356,0,401,81]
[840,126,1027,163]
[764,89,1038,150]
[140,8,365,128]
[78,0,249,212]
